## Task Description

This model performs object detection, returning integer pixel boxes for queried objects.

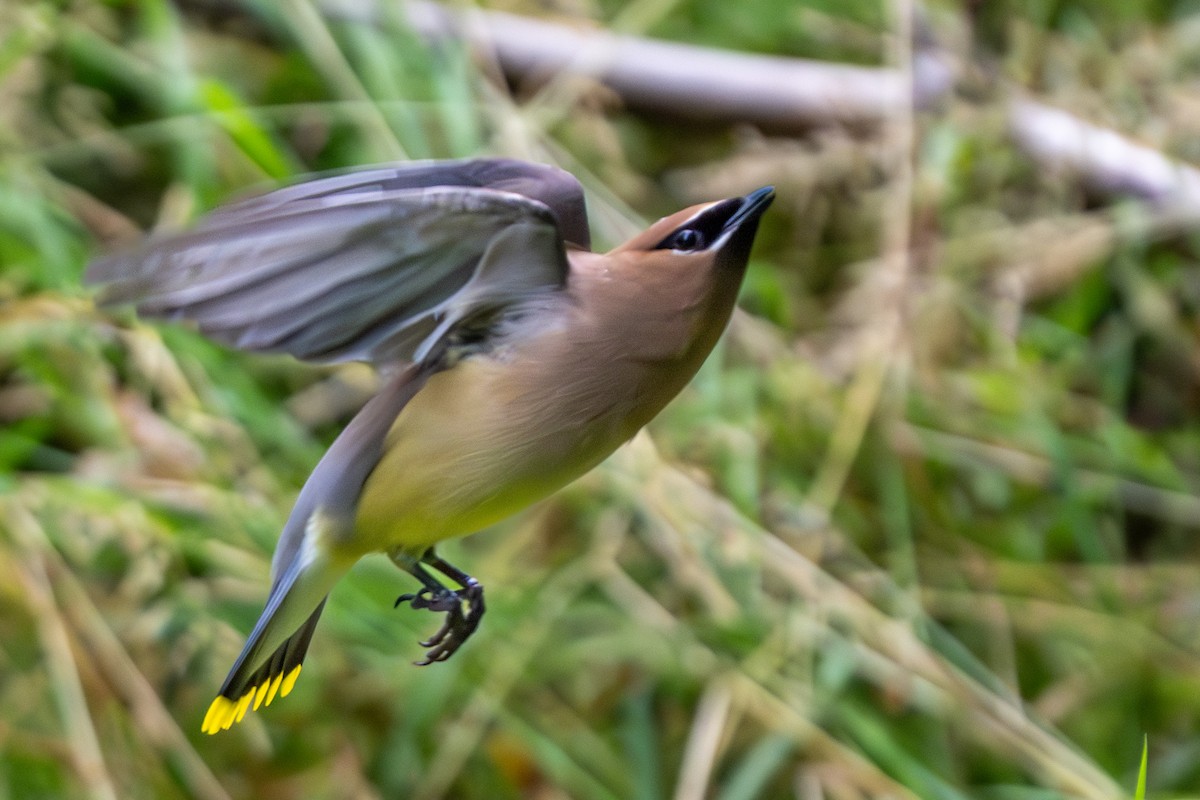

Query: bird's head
[613,186,774,273]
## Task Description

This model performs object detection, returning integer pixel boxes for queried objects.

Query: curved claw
[419,620,454,649]
[396,582,485,665]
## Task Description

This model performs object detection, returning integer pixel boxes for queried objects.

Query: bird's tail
[201,556,342,734]
[200,601,325,734]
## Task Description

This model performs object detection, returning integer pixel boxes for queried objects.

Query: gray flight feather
[86,158,588,366]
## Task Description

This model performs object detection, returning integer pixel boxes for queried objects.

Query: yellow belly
[350,354,625,555]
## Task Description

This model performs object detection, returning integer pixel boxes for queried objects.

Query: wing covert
[204,157,590,248]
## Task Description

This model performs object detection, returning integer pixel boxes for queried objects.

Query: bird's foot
[395,581,485,665]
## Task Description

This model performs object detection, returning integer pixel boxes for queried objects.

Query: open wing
[86,159,588,365]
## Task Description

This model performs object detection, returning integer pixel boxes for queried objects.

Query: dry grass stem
[413,558,602,800]
[671,678,732,800]
[8,508,119,800]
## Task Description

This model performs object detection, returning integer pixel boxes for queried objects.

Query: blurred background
[3,0,1200,797]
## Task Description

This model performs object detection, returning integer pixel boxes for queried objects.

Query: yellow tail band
[200,664,302,735]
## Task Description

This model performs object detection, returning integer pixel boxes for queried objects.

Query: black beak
[723,186,775,233]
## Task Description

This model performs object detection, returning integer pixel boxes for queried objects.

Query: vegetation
[2,0,1199,797]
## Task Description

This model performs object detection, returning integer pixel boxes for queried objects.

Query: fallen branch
[184,0,1200,216]
[362,2,1200,213]
[1009,97,1200,208]
[323,0,948,129]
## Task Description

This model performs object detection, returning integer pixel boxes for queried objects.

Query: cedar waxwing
[86,158,774,734]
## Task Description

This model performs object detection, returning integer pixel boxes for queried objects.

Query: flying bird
[86,158,774,734]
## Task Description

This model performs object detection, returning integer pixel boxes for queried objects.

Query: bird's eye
[669,228,706,251]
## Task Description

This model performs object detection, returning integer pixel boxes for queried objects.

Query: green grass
[2,0,1199,797]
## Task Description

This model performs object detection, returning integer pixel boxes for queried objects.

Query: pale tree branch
[186,0,1200,217]
[322,0,944,129]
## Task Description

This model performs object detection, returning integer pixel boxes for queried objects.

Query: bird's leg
[390,548,485,665]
